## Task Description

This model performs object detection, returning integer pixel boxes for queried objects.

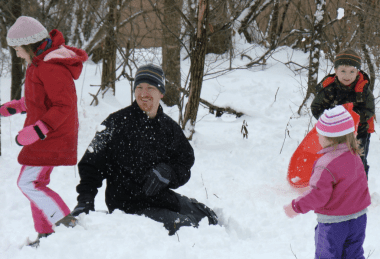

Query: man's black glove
[70,200,95,216]
[142,163,172,196]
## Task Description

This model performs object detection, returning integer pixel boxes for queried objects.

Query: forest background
[1,1,380,258]
[1,0,380,145]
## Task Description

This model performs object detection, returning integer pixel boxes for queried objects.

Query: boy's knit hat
[6,16,49,47]
[316,105,355,137]
[334,49,361,69]
[134,64,165,94]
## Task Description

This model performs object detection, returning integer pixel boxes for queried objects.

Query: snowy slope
[1,44,380,259]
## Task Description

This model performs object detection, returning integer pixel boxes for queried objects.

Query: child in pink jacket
[284,105,371,259]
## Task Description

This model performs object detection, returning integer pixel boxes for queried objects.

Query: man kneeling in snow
[71,64,218,235]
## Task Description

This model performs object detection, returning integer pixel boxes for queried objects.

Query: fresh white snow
[337,8,345,20]
[1,43,380,258]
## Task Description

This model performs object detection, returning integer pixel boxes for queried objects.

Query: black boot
[177,195,218,226]
[191,201,218,225]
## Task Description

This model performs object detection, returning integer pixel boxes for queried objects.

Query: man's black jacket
[76,101,195,213]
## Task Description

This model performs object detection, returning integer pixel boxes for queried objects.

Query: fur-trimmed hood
[32,29,88,80]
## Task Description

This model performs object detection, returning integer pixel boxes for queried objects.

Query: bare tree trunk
[238,0,264,43]
[276,0,290,44]
[358,0,375,92]
[9,0,23,101]
[182,0,209,140]
[162,0,182,107]
[269,0,279,47]
[101,0,118,96]
[298,0,326,114]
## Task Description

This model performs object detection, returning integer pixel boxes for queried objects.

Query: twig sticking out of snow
[280,116,292,154]
[270,87,280,106]
[367,249,375,258]
[201,173,208,199]
[290,244,298,259]
[241,120,248,139]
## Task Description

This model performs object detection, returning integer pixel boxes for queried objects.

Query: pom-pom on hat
[316,105,355,137]
[134,64,165,94]
[334,49,361,69]
[6,16,49,47]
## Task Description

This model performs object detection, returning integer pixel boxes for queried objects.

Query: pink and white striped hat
[316,105,355,137]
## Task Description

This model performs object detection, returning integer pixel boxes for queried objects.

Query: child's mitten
[0,97,26,117]
[283,203,299,218]
[16,120,49,146]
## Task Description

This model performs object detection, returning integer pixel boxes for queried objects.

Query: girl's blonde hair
[326,132,363,156]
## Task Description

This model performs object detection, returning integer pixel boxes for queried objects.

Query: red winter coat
[18,29,88,166]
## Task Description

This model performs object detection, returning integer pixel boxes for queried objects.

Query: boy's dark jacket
[311,70,375,135]
[76,101,195,213]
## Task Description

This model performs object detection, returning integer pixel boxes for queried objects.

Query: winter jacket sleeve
[353,85,375,125]
[76,116,116,202]
[37,63,77,131]
[165,121,195,189]
[292,165,335,214]
[310,81,335,120]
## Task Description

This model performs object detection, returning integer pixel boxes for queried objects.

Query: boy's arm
[292,166,335,214]
[311,85,335,120]
[354,86,375,124]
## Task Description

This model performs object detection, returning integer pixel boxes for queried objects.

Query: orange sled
[287,103,360,188]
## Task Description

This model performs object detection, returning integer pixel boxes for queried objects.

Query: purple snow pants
[315,214,367,259]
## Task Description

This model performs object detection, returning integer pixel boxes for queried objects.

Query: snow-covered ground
[1,42,380,258]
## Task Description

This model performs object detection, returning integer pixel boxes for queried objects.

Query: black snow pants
[136,193,218,235]
[357,131,371,179]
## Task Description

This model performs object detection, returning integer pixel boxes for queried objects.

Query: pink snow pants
[17,166,70,234]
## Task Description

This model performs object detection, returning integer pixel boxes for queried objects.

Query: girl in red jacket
[284,106,371,258]
[0,16,88,246]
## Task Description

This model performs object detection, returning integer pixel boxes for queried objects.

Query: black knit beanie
[133,64,165,94]
[334,49,361,69]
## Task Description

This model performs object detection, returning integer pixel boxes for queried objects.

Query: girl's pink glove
[16,120,49,146]
[284,203,299,218]
[0,97,27,117]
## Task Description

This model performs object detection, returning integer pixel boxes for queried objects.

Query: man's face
[335,65,358,86]
[135,83,163,118]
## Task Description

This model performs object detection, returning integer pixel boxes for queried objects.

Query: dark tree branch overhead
[238,0,274,43]
[178,87,244,118]
[146,0,191,57]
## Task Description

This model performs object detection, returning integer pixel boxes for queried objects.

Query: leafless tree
[0,0,23,101]
[181,0,209,139]
[297,0,327,114]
